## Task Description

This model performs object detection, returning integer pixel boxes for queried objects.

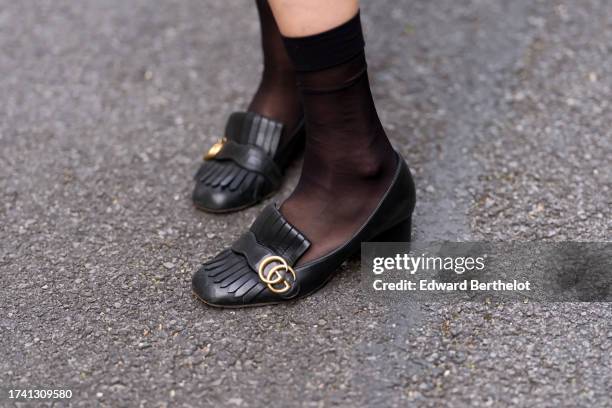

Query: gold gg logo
[204,137,226,160]
[258,256,296,294]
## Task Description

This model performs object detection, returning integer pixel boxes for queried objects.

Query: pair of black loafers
[191,111,416,308]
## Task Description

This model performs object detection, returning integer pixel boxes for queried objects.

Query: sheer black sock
[280,12,397,264]
[248,0,302,144]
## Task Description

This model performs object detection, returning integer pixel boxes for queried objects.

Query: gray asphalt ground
[1,0,611,407]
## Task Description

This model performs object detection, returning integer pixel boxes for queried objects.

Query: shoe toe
[192,250,266,307]
[191,265,224,305]
[192,182,245,212]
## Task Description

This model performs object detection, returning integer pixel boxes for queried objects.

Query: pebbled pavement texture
[1,1,611,407]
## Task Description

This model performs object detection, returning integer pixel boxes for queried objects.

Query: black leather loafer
[192,112,304,213]
[192,151,416,308]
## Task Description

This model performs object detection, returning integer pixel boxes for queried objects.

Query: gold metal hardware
[258,255,296,294]
[204,137,227,160]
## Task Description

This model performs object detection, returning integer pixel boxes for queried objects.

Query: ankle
[248,68,302,134]
[353,151,395,180]
[301,150,395,196]
[305,128,396,180]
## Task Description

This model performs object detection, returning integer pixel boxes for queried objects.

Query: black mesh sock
[280,12,398,264]
[247,0,302,144]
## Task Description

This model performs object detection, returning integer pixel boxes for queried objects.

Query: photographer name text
[371,254,531,292]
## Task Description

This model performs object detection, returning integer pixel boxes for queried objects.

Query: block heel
[370,217,412,242]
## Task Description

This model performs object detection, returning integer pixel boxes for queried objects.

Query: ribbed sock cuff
[282,11,365,72]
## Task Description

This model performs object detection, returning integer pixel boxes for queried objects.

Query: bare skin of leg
[265,0,399,265]
[268,0,359,37]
